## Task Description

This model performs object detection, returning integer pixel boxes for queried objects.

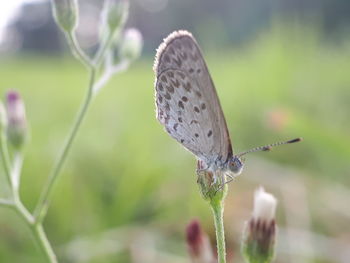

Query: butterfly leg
[224,175,235,185]
[196,159,210,174]
[214,174,235,194]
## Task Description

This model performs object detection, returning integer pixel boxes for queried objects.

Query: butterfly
[153,30,301,189]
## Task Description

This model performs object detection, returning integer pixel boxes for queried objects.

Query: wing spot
[166,85,174,93]
[181,52,188,60]
[164,92,171,100]
[173,123,179,131]
[182,96,188,102]
[178,72,186,79]
[165,102,170,111]
[158,83,164,91]
[164,115,170,124]
[161,75,167,83]
[191,53,199,61]
[184,82,192,92]
[194,106,200,113]
[164,55,171,63]
[195,91,202,98]
[189,68,194,73]
[190,120,199,124]
[173,57,182,67]
[201,103,206,110]
[207,130,213,137]
[167,71,174,78]
[171,79,180,88]
[180,139,185,143]
[178,117,183,123]
[178,101,184,109]
[158,95,163,104]
[197,69,201,74]
[195,133,199,138]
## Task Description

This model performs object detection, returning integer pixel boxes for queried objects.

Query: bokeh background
[0,0,350,262]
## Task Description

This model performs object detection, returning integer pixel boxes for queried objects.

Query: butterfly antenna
[237,137,302,158]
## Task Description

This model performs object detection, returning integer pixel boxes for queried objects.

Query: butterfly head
[227,156,244,175]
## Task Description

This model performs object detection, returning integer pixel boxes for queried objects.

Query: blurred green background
[1,0,350,262]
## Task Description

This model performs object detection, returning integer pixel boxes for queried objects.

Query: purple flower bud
[5,91,27,149]
[186,220,215,263]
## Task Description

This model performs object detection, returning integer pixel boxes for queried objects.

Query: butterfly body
[197,155,244,179]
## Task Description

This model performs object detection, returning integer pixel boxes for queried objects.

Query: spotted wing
[153,30,233,163]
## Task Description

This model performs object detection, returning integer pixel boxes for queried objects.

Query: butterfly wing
[154,30,233,163]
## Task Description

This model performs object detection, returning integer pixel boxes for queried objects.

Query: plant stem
[11,199,57,263]
[93,32,115,66]
[12,152,23,192]
[34,68,96,223]
[34,29,117,221]
[31,224,57,263]
[0,131,12,186]
[66,32,93,68]
[0,198,13,207]
[0,137,57,262]
[93,60,129,95]
[210,199,226,263]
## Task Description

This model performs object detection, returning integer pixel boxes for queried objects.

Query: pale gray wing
[153,30,233,163]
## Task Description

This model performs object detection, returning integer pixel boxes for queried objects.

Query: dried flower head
[242,187,277,263]
[253,187,277,222]
[186,220,215,263]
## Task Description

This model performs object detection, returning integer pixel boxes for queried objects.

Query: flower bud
[119,28,143,61]
[186,220,215,263]
[5,91,28,149]
[103,0,129,34]
[242,187,277,263]
[196,160,227,202]
[51,0,79,32]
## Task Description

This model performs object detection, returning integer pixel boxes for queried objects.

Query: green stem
[0,131,12,186]
[210,199,226,263]
[66,32,93,68]
[0,139,57,262]
[34,68,96,223]
[31,224,57,263]
[93,32,115,66]
[11,199,57,263]
[0,199,14,207]
[12,152,23,193]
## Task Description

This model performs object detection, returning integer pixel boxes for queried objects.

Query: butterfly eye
[228,157,243,175]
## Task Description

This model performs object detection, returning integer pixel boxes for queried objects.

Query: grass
[0,25,350,262]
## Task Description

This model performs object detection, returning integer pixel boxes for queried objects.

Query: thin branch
[0,132,12,187]
[93,60,129,95]
[66,32,93,68]
[0,198,14,207]
[34,68,96,224]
